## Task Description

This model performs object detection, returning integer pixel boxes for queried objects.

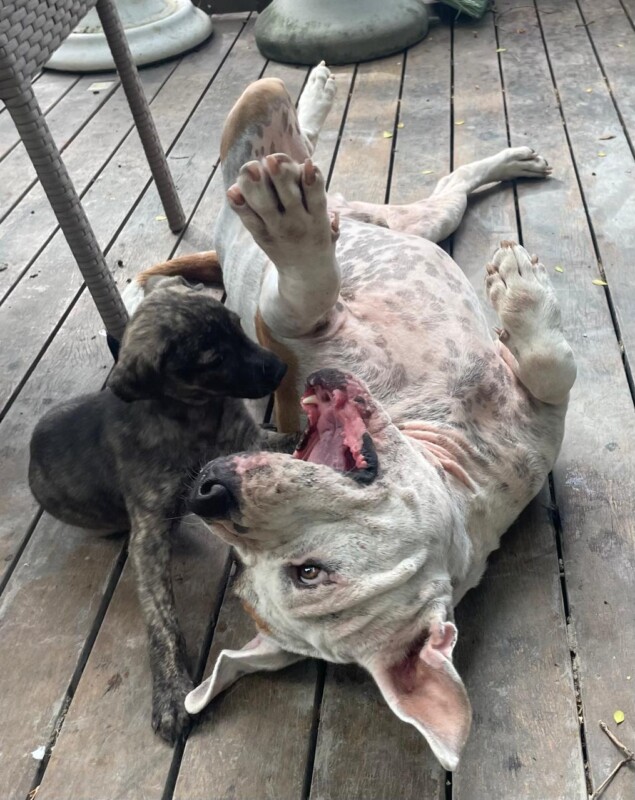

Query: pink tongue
[308,410,348,470]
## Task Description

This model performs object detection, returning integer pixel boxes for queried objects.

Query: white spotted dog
[143,63,575,770]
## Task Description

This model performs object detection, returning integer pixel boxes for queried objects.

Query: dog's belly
[287,225,564,535]
[292,224,496,407]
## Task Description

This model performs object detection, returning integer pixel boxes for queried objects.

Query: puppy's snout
[268,356,287,388]
[244,351,287,397]
[188,462,239,520]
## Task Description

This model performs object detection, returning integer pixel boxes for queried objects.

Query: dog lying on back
[28,274,288,743]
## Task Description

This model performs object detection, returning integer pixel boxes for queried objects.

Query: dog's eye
[296,564,325,585]
[199,351,223,367]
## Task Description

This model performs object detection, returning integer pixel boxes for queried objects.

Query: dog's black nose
[188,463,239,520]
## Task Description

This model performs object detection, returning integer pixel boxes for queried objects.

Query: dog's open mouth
[293,369,378,484]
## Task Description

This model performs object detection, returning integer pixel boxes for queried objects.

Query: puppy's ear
[107,346,163,402]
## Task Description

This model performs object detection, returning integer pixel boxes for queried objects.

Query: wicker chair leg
[5,82,128,344]
[96,0,186,233]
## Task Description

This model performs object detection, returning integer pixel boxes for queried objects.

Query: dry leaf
[613,710,625,724]
[496,48,507,53]
[397,122,404,129]
[599,132,616,141]
[585,87,593,93]
[155,214,167,221]
[554,265,564,273]
[421,170,434,175]
[592,279,608,286]
[617,43,624,47]
[88,80,114,92]
[516,28,526,33]
[383,131,393,139]
[455,120,465,126]
[597,151,607,157]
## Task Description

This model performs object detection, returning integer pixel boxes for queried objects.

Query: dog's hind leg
[296,61,336,152]
[220,63,336,188]
[331,147,552,243]
[128,509,193,744]
[486,241,576,405]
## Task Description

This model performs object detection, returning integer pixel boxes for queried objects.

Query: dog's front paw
[152,673,194,745]
[227,156,336,269]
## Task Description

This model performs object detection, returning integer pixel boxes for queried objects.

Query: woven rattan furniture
[0,0,187,346]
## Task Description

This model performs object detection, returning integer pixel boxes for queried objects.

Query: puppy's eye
[199,351,223,367]
[296,563,326,585]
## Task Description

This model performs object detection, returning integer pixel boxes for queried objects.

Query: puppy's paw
[151,673,194,745]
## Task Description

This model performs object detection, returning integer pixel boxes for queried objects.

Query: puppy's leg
[128,509,193,744]
[331,147,551,242]
[228,155,341,338]
[486,241,576,405]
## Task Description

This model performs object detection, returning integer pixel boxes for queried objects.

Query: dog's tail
[136,250,223,287]
[122,251,224,316]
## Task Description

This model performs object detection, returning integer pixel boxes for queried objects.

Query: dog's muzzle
[188,460,240,521]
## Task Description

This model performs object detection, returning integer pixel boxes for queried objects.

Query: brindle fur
[28,277,292,744]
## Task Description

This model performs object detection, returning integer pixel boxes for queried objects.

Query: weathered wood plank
[0,60,175,302]
[580,0,635,132]
[449,16,516,289]
[311,663,444,800]
[0,72,79,162]
[328,53,403,202]
[454,492,587,799]
[0,18,249,607]
[536,0,635,378]
[0,73,121,222]
[0,510,124,800]
[174,591,319,800]
[450,10,586,798]
[35,525,229,800]
[389,20,452,204]
[503,1,635,795]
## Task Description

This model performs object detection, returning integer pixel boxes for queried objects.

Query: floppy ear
[366,621,471,771]
[107,346,163,402]
[185,635,304,714]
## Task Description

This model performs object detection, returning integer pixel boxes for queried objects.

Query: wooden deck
[1,3,634,798]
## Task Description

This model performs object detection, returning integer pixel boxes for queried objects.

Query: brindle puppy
[28,276,289,743]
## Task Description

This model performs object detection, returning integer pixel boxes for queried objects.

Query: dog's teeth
[302,395,319,405]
